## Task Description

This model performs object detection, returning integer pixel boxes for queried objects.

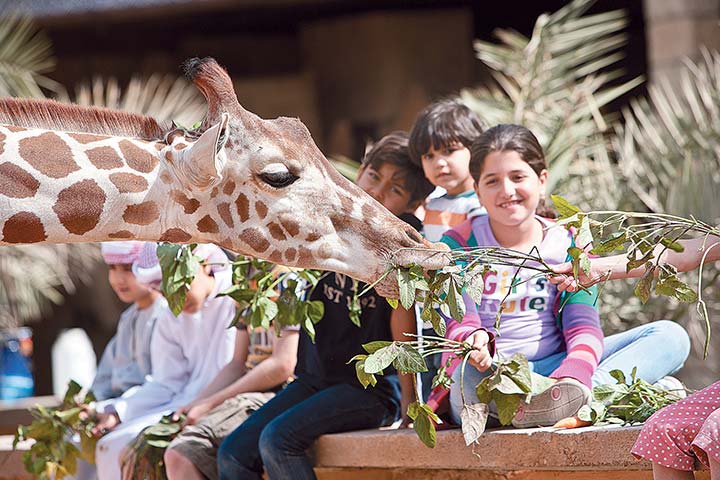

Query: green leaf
[364,343,401,374]
[493,374,527,395]
[461,403,489,445]
[655,275,698,303]
[579,252,592,276]
[492,390,522,426]
[609,369,626,385]
[410,404,437,449]
[551,195,581,219]
[464,266,486,305]
[362,341,393,354]
[386,298,399,309]
[590,232,627,254]
[62,381,82,406]
[445,278,466,321]
[660,237,684,253]
[530,372,555,395]
[592,383,629,404]
[393,344,428,373]
[576,216,593,248]
[397,268,416,310]
[306,300,325,324]
[420,298,445,336]
[158,243,201,316]
[475,381,493,404]
[355,359,377,388]
[634,269,653,304]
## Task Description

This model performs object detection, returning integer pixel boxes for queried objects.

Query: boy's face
[420,143,474,195]
[180,264,215,314]
[108,264,152,304]
[356,163,416,216]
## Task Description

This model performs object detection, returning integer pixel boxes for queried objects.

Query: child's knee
[654,320,691,362]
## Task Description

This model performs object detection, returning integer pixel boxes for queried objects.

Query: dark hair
[470,124,556,219]
[408,99,485,167]
[362,131,435,206]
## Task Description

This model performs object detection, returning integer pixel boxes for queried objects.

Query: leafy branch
[552,194,719,355]
[578,368,684,426]
[120,414,184,480]
[157,244,326,340]
[13,381,97,479]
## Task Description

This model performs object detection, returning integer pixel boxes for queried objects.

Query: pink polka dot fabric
[631,381,720,470]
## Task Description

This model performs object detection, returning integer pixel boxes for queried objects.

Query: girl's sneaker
[511,378,591,428]
[653,376,687,399]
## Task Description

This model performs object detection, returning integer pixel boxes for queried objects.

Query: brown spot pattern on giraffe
[240,228,269,253]
[159,171,173,184]
[119,140,158,173]
[298,246,314,266]
[173,142,188,150]
[210,186,219,198]
[108,230,135,239]
[19,132,80,178]
[267,222,287,241]
[0,131,5,156]
[68,133,107,144]
[281,219,300,237]
[0,163,40,198]
[285,247,297,263]
[223,180,236,196]
[235,193,250,222]
[169,190,200,214]
[86,146,124,170]
[268,250,283,264]
[217,202,234,228]
[305,232,321,242]
[4,126,26,133]
[123,201,159,225]
[53,179,106,235]
[2,211,46,243]
[160,228,192,243]
[255,201,268,220]
[197,215,219,233]
[110,172,148,193]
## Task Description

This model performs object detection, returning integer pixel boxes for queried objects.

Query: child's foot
[511,378,591,428]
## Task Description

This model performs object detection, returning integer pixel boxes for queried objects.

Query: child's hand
[174,400,213,428]
[92,412,120,437]
[548,261,609,292]
[466,330,492,372]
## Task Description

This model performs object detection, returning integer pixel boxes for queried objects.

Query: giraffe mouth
[374,243,452,298]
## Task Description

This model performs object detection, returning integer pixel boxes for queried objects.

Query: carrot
[552,416,592,429]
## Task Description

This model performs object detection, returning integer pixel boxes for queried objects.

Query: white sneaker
[512,378,591,428]
[653,376,687,399]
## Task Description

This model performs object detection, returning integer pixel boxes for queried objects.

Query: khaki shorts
[167,392,274,480]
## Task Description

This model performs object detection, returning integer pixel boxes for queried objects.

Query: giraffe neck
[0,124,204,245]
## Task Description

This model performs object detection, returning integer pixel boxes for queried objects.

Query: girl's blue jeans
[449,320,691,424]
[217,376,396,480]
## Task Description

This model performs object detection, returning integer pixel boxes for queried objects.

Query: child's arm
[444,293,494,371]
[389,305,417,427]
[551,230,720,291]
[90,335,118,400]
[177,328,299,426]
[548,288,604,388]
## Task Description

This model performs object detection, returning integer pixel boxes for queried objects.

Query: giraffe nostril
[402,226,424,246]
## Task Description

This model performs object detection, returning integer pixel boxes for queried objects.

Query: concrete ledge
[314,425,710,480]
[0,436,32,480]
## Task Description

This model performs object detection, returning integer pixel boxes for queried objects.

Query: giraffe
[0,57,446,296]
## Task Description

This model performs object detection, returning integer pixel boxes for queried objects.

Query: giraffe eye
[258,171,299,188]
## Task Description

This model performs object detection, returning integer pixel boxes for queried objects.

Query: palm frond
[0,13,61,98]
[462,0,639,210]
[64,74,207,126]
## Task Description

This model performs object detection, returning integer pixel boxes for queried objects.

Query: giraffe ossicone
[0,57,447,295]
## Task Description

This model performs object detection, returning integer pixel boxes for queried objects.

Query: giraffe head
[163,57,447,294]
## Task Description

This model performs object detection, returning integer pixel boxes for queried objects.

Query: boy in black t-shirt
[217,132,434,480]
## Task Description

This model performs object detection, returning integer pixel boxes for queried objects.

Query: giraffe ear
[178,113,230,190]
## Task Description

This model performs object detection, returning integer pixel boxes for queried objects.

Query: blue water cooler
[0,327,34,400]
